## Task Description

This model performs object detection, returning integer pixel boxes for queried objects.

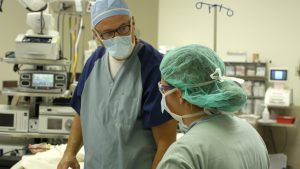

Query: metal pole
[213,6,217,52]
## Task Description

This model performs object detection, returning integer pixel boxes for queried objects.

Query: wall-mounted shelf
[228,75,266,81]
[0,132,69,139]
[1,88,70,97]
[224,62,267,114]
[248,96,264,99]
[0,57,71,66]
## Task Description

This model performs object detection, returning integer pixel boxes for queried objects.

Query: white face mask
[102,35,135,60]
[178,122,189,133]
[161,88,203,130]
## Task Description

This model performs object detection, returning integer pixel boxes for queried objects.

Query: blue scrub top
[70,41,172,169]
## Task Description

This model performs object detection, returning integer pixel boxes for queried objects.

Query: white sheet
[11,144,84,169]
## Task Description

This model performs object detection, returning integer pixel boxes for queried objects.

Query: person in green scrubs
[157,44,270,169]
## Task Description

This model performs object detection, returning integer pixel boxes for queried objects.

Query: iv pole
[195,2,234,52]
[213,5,217,52]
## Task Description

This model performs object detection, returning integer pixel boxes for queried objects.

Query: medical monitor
[32,73,54,87]
[269,68,288,82]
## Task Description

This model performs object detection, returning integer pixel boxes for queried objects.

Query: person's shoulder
[80,47,106,81]
[171,133,205,153]
[164,141,192,161]
[86,46,106,66]
[232,115,257,131]
[158,138,203,169]
[180,123,220,146]
[137,40,163,62]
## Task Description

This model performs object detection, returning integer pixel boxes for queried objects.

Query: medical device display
[32,74,54,87]
[19,70,67,93]
[269,68,288,82]
[38,106,75,134]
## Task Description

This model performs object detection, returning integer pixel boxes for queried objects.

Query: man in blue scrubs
[57,0,177,169]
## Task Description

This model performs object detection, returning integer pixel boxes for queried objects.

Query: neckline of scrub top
[105,42,143,83]
[187,114,223,132]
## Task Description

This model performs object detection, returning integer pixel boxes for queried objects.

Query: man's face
[93,15,134,44]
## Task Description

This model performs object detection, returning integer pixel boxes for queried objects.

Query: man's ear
[131,16,135,26]
[131,16,136,34]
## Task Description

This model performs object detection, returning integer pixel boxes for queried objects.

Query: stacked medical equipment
[15,30,60,60]
[19,70,67,93]
[0,1,94,161]
[260,68,293,123]
[10,0,70,93]
[38,106,75,134]
[0,105,29,133]
[0,104,74,134]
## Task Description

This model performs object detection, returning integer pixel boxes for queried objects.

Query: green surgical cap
[160,44,247,113]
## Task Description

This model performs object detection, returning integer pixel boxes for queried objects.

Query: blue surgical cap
[91,0,131,28]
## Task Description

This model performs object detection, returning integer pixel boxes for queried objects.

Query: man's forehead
[95,15,130,31]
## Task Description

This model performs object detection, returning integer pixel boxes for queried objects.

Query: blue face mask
[103,35,135,60]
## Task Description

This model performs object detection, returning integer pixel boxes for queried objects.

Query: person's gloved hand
[57,153,80,169]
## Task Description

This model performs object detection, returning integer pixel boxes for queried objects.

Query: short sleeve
[157,152,194,169]
[138,41,172,128]
[157,142,198,169]
[70,76,84,114]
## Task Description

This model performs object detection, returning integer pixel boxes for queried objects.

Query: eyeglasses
[158,82,177,95]
[94,23,131,40]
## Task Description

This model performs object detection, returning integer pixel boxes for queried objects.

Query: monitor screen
[32,74,54,87]
[270,69,288,81]
[0,114,14,127]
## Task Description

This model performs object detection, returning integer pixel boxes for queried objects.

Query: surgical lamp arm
[0,0,3,12]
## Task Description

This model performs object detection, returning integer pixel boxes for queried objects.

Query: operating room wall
[158,0,300,106]
[158,0,300,168]
[127,0,159,47]
[0,0,159,104]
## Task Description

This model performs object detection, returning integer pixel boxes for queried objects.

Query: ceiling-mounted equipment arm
[18,0,47,12]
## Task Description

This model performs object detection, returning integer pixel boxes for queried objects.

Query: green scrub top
[157,114,270,169]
